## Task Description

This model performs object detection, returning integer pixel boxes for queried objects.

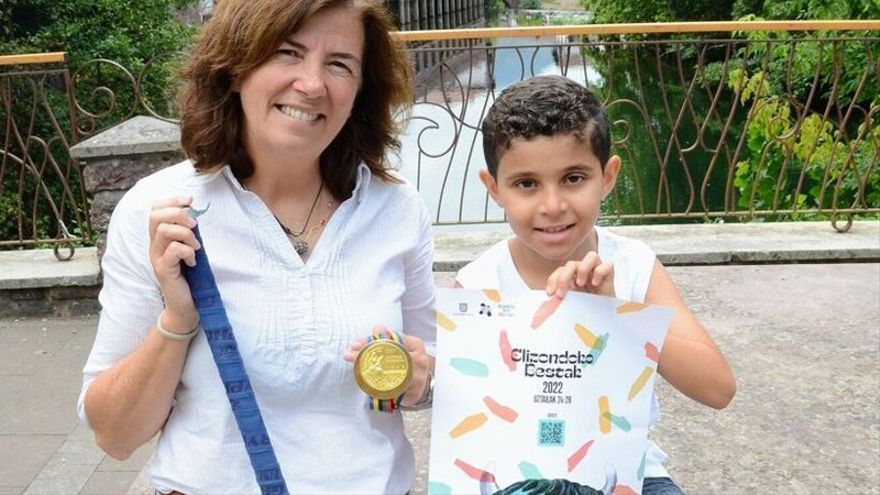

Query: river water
[394,36,604,229]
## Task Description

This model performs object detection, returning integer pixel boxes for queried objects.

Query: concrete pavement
[0,221,878,494]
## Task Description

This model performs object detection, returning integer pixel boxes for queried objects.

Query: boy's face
[481,134,619,263]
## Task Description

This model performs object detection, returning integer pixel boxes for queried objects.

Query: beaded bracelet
[155,312,200,341]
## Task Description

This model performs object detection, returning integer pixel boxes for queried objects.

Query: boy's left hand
[545,251,615,299]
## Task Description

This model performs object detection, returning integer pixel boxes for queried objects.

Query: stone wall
[0,286,101,318]
[0,115,184,318]
[0,247,102,318]
[70,116,184,260]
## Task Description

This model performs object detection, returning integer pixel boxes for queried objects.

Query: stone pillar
[70,116,184,260]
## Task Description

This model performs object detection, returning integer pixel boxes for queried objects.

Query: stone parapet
[82,152,182,193]
[70,116,183,259]
[1,221,877,318]
[0,285,101,318]
[433,221,880,271]
[0,247,101,318]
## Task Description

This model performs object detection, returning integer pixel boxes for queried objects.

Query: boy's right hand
[149,196,201,332]
[545,251,615,299]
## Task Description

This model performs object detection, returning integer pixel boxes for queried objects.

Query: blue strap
[182,224,290,495]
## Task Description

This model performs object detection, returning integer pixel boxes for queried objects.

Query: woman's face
[237,5,364,167]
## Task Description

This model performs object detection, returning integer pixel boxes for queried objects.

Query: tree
[732,0,880,20]
[581,0,879,24]
[1,0,197,125]
[578,0,879,221]
[0,0,196,245]
[581,0,735,24]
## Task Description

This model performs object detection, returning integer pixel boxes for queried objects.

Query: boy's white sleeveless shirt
[455,225,671,478]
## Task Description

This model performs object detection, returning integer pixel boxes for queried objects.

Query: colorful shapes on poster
[427,481,452,495]
[628,366,654,400]
[574,323,598,347]
[500,330,516,371]
[449,413,488,438]
[604,412,632,432]
[616,301,648,314]
[613,485,638,495]
[598,396,611,434]
[453,458,496,483]
[531,295,562,329]
[484,396,519,422]
[567,439,595,472]
[450,358,489,377]
[574,326,608,370]
[518,461,543,479]
[637,451,646,481]
[644,342,660,363]
[436,311,457,332]
[587,333,609,365]
[483,289,502,303]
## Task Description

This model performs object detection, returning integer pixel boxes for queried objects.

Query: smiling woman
[76,0,437,493]
[235,5,365,181]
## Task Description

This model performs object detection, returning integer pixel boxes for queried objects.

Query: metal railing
[0,52,86,259]
[0,50,182,258]
[397,21,879,231]
[1,21,877,256]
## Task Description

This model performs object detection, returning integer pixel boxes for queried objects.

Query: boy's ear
[479,169,502,206]
[602,155,621,200]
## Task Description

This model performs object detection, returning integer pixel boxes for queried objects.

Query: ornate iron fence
[1,21,878,256]
[0,52,86,259]
[0,51,183,258]
[399,21,879,231]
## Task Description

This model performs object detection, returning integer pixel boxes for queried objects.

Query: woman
[76,0,435,493]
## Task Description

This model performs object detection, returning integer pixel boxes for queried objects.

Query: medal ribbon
[182,223,290,495]
[367,329,406,413]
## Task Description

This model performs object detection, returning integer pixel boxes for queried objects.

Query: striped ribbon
[366,329,406,413]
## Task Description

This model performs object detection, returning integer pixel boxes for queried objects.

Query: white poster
[428,288,673,495]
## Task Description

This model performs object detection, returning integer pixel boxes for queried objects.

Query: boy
[456,75,736,495]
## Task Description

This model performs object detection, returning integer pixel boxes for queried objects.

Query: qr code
[538,419,565,446]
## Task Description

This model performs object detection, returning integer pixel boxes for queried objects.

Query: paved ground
[2,264,878,494]
[1,222,878,494]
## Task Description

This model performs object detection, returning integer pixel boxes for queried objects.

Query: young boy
[456,75,736,495]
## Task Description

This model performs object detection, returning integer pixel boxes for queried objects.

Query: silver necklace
[275,183,322,255]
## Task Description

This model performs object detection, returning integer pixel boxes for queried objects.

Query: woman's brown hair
[178,0,413,199]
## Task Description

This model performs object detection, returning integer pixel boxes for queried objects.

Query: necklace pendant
[293,239,309,255]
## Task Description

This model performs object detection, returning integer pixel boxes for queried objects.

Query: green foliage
[513,12,547,26]
[731,0,880,21]
[484,0,508,24]
[581,0,880,221]
[582,0,734,24]
[0,0,196,246]
[2,0,196,67]
[548,14,593,25]
[521,0,542,9]
[1,0,196,126]
[726,15,880,109]
[585,0,880,24]
[731,68,880,217]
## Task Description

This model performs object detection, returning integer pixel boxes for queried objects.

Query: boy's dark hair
[481,75,610,177]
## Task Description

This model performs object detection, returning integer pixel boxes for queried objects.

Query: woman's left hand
[344,327,434,407]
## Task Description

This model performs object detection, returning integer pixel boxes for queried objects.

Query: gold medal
[354,331,413,401]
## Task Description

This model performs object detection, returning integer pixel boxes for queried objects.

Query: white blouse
[78,161,436,494]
